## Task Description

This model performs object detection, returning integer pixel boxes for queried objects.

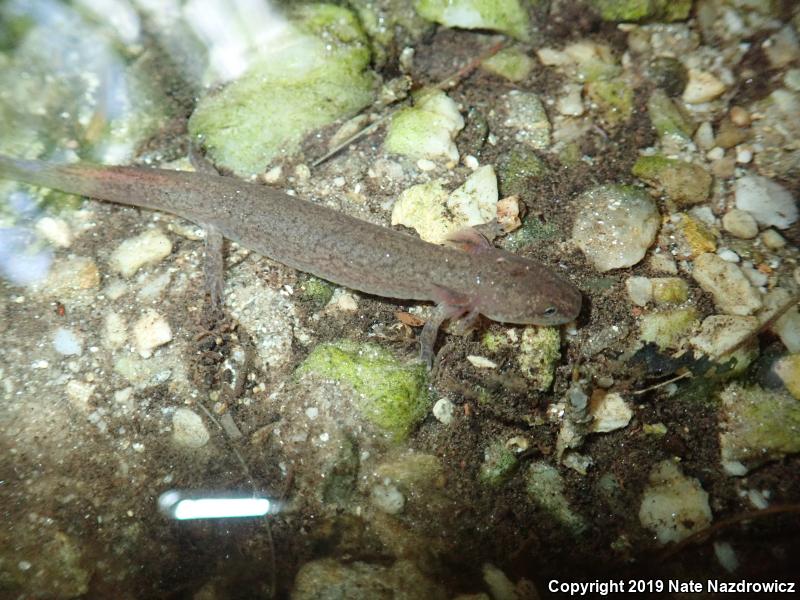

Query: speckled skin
[0,156,581,338]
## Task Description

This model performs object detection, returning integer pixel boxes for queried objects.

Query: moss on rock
[298,340,430,440]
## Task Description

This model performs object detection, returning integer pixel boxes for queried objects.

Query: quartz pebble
[133,310,173,358]
[690,315,759,358]
[110,229,173,277]
[682,69,726,104]
[722,209,758,239]
[589,392,632,433]
[761,229,786,250]
[639,460,712,544]
[735,175,798,230]
[691,253,762,316]
[572,185,660,272]
[432,398,455,425]
[172,407,210,448]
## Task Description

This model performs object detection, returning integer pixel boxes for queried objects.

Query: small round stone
[722,209,758,239]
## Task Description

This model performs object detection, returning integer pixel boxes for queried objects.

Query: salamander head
[476,250,582,326]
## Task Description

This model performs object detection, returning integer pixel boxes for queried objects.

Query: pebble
[729,106,750,127]
[66,379,95,412]
[735,175,798,230]
[638,460,712,544]
[626,276,652,307]
[103,311,127,349]
[694,121,715,150]
[467,355,498,369]
[682,69,726,103]
[714,541,739,574]
[589,392,632,433]
[722,208,758,239]
[760,228,786,250]
[690,315,759,358]
[735,145,753,164]
[35,216,72,248]
[370,483,405,514]
[40,256,100,297]
[432,398,455,425]
[109,229,172,277]
[572,184,660,272]
[133,310,173,358]
[557,84,584,116]
[172,407,210,448]
[500,90,551,150]
[692,253,762,316]
[717,248,739,263]
[774,355,800,400]
[53,327,83,356]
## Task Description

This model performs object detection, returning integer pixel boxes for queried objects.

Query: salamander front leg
[419,304,469,370]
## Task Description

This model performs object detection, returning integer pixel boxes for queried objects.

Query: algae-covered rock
[651,278,689,305]
[300,276,335,309]
[719,383,800,474]
[391,165,498,244]
[690,315,758,375]
[189,4,376,176]
[518,326,561,391]
[585,79,634,127]
[414,0,531,41]
[384,87,464,161]
[590,0,692,23]
[647,89,696,141]
[497,90,551,150]
[639,308,698,350]
[496,146,548,199]
[526,461,587,535]
[675,213,717,257]
[297,341,430,440]
[632,155,712,206]
[293,558,447,600]
[479,441,519,486]
[481,47,534,82]
[350,0,434,67]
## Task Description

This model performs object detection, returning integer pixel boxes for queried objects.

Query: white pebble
[370,483,405,514]
[262,165,282,183]
[626,276,653,307]
[110,229,172,277]
[432,398,455,425]
[133,310,172,358]
[706,147,725,161]
[717,248,739,263]
[53,327,83,356]
[735,175,798,229]
[682,69,726,103]
[714,541,739,573]
[589,392,632,433]
[172,407,210,448]
[35,216,72,248]
[416,158,436,171]
[467,355,498,369]
[692,253,762,316]
[463,154,479,170]
[735,145,753,163]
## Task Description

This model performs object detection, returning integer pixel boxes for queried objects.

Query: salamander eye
[543,306,558,317]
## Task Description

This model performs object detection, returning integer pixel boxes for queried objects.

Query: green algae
[632,155,712,206]
[589,0,692,23]
[479,441,519,486]
[189,4,376,176]
[415,0,531,41]
[481,47,534,82]
[298,340,430,440]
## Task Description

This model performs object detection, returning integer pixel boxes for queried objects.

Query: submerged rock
[391,165,498,243]
[632,155,712,206]
[481,47,534,82]
[298,341,430,440]
[639,460,712,544]
[414,0,531,41]
[189,4,376,176]
[719,383,800,475]
[735,175,798,230]
[526,461,587,534]
[590,0,692,23]
[385,88,464,161]
[572,184,661,272]
[292,558,447,600]
[691,253,762,316]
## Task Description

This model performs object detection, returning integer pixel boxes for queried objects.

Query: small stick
[312,39,506,167]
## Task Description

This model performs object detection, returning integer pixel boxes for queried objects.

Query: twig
[312,39,507,167]
[632,370,692,396]
[659,503,800,561]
